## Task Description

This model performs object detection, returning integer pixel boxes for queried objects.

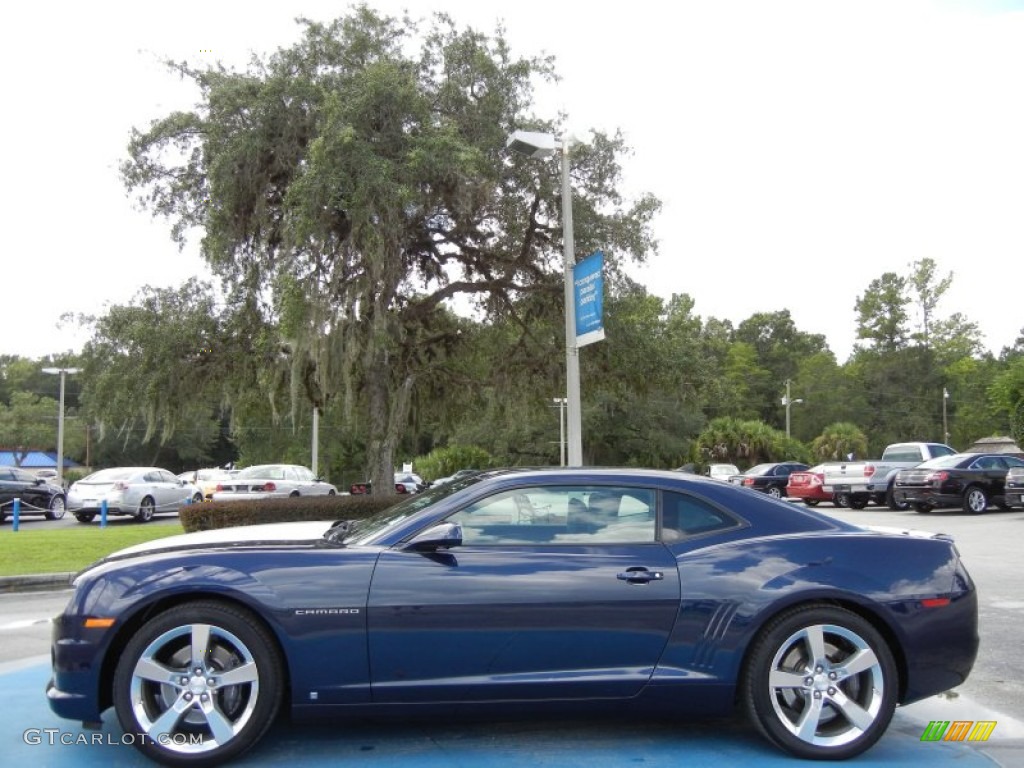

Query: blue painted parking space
[5,659,1012,767]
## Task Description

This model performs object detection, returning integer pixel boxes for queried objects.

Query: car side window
[661,492,738,542]
[0,469,14,480]
[144,471,162,482]
[446,486,656,545]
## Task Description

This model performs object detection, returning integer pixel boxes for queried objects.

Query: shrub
[179,494,399,533]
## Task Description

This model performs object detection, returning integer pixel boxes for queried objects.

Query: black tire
[742,604,898,760]
[848,496,869,510]
[136,496,156,523]
[962,486,988,515]
[834,492,851,508]
[766,486,784,500]
[803,499,820,507]
[327,489,337,496]
[912,503,932,513]
[192,493,204,505]
[289,490,300,498]
[45,494,67,521]
[0,507,6,524]
[76,513,95,523]
[112,601,284,767]
[885,487,910,512]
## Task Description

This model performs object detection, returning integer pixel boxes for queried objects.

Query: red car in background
[786,463,842,507]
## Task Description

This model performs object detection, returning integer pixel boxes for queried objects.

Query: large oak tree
[121,7,658,489]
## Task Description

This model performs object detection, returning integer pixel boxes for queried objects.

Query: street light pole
[507,129,583,466]
[781,379,804,439]
[41,366,81,486]
[553,397,567,466]
[559,136,582,467]
[943,388,950,445]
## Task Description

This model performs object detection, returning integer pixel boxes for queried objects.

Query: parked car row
[892,452,1024,514]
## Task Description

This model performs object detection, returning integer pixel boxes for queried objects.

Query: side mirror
[404,522,463,552]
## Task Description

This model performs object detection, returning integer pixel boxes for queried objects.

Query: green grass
[0,524,186,577]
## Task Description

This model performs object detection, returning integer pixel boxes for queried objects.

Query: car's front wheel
[742,604,898,760]
[46,495,67,520]
[75,513,95,523]
[766,486,783,500]
[803,499,819,507]
[112,601,284,767]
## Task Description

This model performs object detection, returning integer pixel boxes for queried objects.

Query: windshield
[344,472,486,545]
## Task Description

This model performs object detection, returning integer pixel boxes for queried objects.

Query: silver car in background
[210,464,337,501]
[67,467,203,523]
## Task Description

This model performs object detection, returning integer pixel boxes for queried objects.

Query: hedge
[179,494,400,533]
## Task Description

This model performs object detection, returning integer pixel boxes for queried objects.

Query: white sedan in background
[67,467,203,523]
[210,464,337,501]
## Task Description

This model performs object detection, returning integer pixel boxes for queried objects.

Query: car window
[14,469,35,482]
[446,486,656,545]
[0,469,14,480]
[661,492,738,542]
[1004,456,1024,467]
[159,470,177,483]
[144,471,162,482]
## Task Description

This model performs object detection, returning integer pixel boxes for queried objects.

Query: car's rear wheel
[962,486,988,515]
[834,492,850,508]
[742,604,898,760]
[45,495,67,520]
[113,601,283,768]
[76,513,95,523]
[136,496,156,523]
[847,496,868,510]
[767,486,783,500]
[803,499,819,507]
[885,488,910,511]
[912,503,932,513]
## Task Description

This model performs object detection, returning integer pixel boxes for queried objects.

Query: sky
[3,0,1024,364]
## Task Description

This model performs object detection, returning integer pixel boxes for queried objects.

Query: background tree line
[4,7,1023,487]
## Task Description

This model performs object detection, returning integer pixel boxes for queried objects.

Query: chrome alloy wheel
[766,623,885,748]
[127,623,260,755]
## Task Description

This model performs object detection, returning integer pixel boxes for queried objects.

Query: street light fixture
[507,129,583,466]
[41,366,81,486]
[781,379,803,439]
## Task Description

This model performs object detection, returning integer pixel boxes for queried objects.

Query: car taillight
[926,471,949,483]
[262,482,277,492]
[113,482,129,491]
[864,464,876,478]
[215,483,225,492]
[742,477,754,486]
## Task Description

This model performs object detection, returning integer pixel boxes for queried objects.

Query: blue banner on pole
[573,250,605,348]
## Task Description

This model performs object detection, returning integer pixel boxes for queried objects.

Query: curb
[0,573,74,593]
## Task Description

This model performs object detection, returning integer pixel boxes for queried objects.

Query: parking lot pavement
[6,656,1019,768]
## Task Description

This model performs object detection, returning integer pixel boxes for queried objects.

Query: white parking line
[0,618,51,631]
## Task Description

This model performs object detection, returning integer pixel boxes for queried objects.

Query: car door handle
[617,567,664,584]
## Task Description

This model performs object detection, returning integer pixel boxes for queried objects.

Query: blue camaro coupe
[47,468,978,766]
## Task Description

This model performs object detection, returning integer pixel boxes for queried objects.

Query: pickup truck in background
[822,442,957,510]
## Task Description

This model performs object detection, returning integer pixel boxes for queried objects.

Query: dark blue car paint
[48,468,978,731]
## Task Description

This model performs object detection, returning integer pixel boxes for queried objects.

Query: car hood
[109,520,337,559]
